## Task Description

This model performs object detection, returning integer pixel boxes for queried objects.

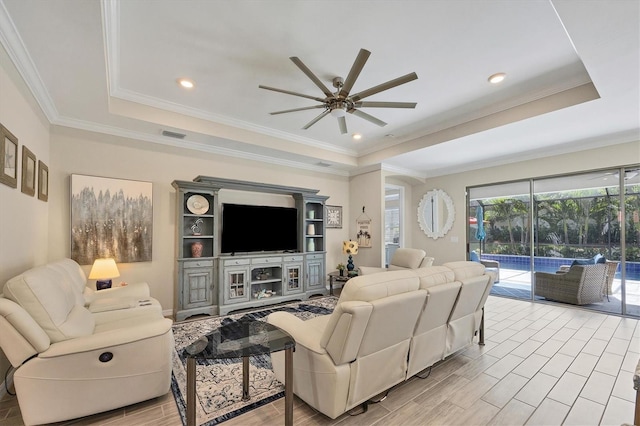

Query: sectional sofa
[268,261,494,419]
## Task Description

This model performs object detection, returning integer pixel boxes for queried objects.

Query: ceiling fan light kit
[259,48,418,134]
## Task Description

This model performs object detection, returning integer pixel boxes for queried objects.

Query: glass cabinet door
[284,264,303,294]
[224,267,249,303]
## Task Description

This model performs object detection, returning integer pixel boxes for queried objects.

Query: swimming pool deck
[492,267,640,316]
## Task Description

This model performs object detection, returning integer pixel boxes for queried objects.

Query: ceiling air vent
[161,130,186,139]
[315,162,332,167]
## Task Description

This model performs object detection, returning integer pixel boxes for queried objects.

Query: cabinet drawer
[183,259,214,268]
[283,255,303,262]
[223,258,250,267]
[306,253,324,261]
[252,256,282,264]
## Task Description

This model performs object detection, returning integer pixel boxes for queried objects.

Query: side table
[328,271,355,295]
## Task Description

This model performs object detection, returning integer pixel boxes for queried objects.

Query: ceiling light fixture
[177,78,195,89]
[352,133,362,140]
[488,73,506,84]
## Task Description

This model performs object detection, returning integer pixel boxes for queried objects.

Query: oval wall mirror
[417,189,455,239]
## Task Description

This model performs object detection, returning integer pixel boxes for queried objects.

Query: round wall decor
[186,195,209,215]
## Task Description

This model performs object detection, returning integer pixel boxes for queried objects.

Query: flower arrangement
[336,263,345,270]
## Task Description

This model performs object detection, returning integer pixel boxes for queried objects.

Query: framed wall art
[326,205,342,229]
[0,124,18,188]
[21,145,36,196]
[38,160,48,201]
[70,174,153,265]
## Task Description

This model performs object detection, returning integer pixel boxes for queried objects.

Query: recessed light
[177,78,195,89]
[488,73,506,84]
[352,133,362,140]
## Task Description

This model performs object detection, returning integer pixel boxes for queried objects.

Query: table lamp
[342,240,359,275]
[89,258,120,290]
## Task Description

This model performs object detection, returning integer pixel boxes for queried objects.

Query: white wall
[411,141,640,264]
[0,44,50,385]
[48,126,350,310]
[348,170,384,269]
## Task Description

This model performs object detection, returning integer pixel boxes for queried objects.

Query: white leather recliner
[358,247,434,275]
[0,260,173,425]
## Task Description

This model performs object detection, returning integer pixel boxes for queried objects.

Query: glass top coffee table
[183,319,295,426]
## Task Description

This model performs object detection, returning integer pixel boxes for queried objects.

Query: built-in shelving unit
[172,180,222,321]
[171,176,329,318]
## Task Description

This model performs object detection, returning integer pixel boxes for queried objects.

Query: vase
[339,269,344,277]
[307,238,315,252]
[191,241,203,258]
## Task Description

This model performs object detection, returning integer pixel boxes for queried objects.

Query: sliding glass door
[532,170,622,314]
[468,166,640,317]
[468,181,533,300]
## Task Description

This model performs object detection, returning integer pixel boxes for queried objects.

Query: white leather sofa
[0,259,173,425]
[267,261,493,419]
[358,247,434,275]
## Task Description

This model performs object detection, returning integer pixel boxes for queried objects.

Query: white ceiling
[0,0,638,178]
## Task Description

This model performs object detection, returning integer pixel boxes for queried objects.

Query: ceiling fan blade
[350,72,418,102]
[355,101,417,109]
[338,116,348,134]
[338,48,371,98]
[302,110,330,130]
[290,57,334,98]
[349,109,387,127]
[259,85,325,102]
[270,105,325,115]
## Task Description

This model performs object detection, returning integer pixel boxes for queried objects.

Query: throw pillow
[469,251,480,262]
[593,253,606,264]
[571,258,595,266]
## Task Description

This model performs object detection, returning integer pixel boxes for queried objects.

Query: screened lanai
[467,166,640,317]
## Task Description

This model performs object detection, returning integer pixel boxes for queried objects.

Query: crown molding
[52,115,351,177]
[0,0,59,122]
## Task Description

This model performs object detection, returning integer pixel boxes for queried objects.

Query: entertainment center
[172,176,328,320]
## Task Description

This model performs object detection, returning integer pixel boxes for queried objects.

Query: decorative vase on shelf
[308,210,315,219]
[307,238,315,252]
[307,223,315,235]
[191,241,203,258]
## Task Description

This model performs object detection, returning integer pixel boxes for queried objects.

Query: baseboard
[163,308,173,318]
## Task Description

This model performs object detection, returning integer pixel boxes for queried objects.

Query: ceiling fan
[259,48,418,134]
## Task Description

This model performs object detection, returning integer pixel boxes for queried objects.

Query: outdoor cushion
[571,254,606,267]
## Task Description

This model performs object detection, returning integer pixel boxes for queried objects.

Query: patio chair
[558,260,619,299]
[534,263,607,305]
[469,251,500,283]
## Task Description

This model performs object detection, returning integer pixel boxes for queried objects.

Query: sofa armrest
[358,266,388,275]
[38,318,172,358]
[84,282,151,304]
[267,312,326,354]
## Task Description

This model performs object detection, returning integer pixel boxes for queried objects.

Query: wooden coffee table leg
[242,356,250,401]
[186,357,196,426]
[285,347,293,426]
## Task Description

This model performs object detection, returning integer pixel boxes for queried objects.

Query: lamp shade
[89,258,120,280]
[342,240,359,255]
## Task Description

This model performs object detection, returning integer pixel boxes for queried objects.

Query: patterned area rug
[171,296,337,426]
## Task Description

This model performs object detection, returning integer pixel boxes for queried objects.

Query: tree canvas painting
[71,174,153,264]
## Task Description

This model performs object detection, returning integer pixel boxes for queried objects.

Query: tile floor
[0,295,638,425]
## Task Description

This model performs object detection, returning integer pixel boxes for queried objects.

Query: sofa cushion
[414,266,455,288]
[390,248,427,269]
[45,259,87,306]
[442,261,486,281]
[3,266,94,342]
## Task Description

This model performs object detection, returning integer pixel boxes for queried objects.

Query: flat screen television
[221,203,298,254]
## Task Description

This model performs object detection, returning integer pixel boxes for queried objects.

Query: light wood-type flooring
[1,295,638,425]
